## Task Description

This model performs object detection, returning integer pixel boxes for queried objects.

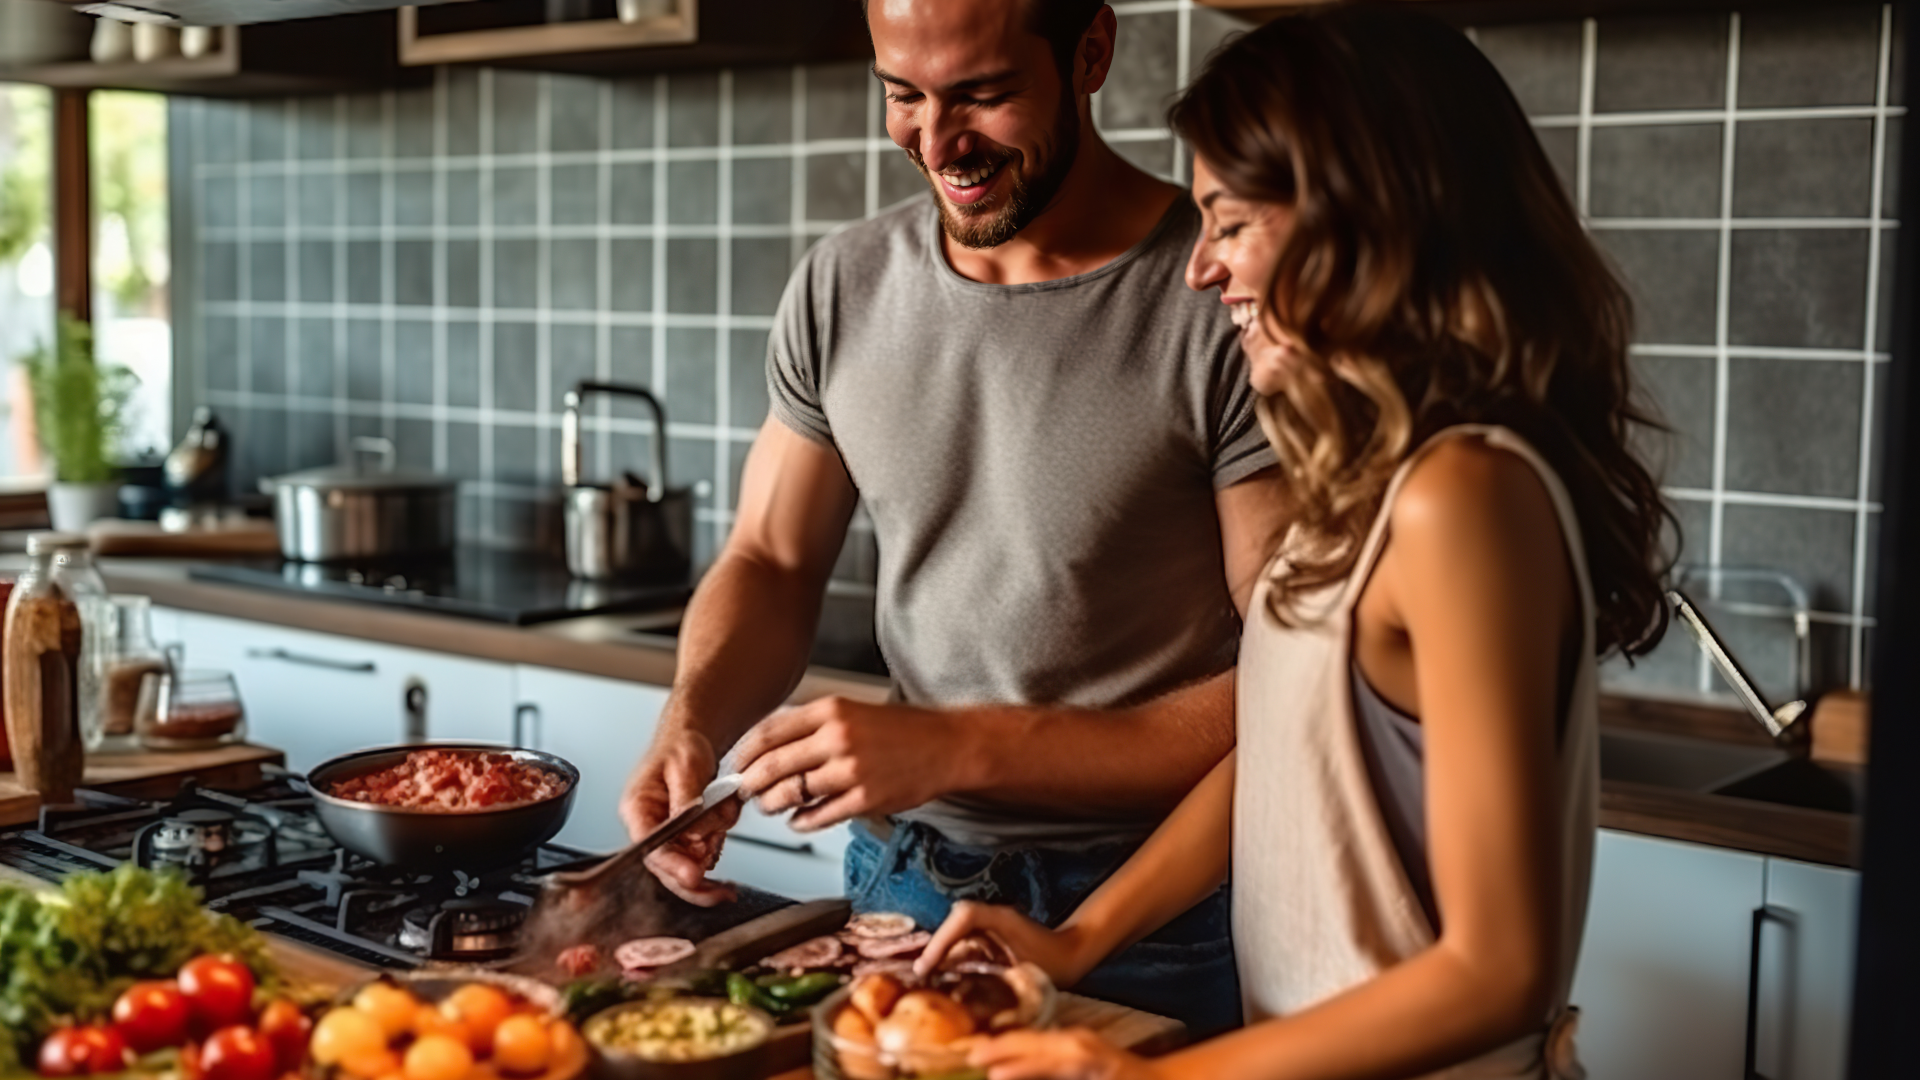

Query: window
[90,90,170,459]
[0,83,53,478]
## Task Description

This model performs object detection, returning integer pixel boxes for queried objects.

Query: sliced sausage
[763,935,845,972]
[845,912,918,940]
[613,935,696,970]
[855,930,932,959]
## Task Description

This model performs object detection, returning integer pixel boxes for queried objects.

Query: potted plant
[20,316,137,532]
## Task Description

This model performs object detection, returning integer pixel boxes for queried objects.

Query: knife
[540,772,745,892]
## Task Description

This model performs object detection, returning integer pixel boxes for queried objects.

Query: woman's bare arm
[974,439,1580,1080]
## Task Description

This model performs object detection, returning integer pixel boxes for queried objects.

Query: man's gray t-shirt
[768,192,1275,846]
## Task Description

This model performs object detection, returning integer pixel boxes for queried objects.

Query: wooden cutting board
[0,742,284,826]
[86,518,282,557]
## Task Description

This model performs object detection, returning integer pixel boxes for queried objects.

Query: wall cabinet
[1571,831,1858,1080]
[174,611,515,773]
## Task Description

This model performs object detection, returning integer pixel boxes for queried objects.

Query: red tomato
[37,1026,129,1077]
[197,1026,277,1080]
[177,955,256,1032]
[112,980,192,1053]
[254,1000,312,1074]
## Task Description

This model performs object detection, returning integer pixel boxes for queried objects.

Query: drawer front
[715,827,847,901]
[176,613,514,773]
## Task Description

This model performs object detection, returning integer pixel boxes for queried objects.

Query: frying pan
[302,743,580,871]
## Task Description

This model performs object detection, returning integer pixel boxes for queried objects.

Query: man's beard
[907,92,1082,250]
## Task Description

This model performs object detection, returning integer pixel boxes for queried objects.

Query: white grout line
[198,300,778,330]
[1577,19,1596,217]
[716,69,735,537]
[433,70,449,474]
[202,387,757,439]
[381,90,398,446]
[478,68,496,542]
[332,95,349,461]
[1631,342,1893,362]
[1173,0,1192,186]
[1532,103,1908,128]
[1664,486,1882,513]
[534,74,553,490]
[1848,3,1896,688]
[595,79,613,482]
[1703,13,1742,691]
[651,75,669,441]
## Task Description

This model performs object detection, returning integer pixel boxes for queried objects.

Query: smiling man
[617,0,1284,1033]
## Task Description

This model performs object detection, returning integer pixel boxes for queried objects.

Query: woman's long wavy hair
[1170,3,1676,657]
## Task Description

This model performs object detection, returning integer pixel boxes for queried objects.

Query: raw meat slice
[845,912,918,940]
[855,930,932,959]
[762,935,845,971]
[614,935,696,970]
[851,958,920,981]
[556,943,602,977]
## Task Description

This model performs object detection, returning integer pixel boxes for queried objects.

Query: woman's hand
[913,901,1098,986]
[969,1029,1162,1080]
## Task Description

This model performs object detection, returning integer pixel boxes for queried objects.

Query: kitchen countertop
[71,556,1860,871]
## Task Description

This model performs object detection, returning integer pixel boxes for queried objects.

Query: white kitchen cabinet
[512,665,669,855]
[514,664,849,899]
[174,612,515,773]
[1571,830,1768,1080]
[1752,858,1859,1080]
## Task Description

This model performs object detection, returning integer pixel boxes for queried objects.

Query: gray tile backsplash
[168,3,1899,694]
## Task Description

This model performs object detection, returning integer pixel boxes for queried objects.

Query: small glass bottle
[2,534,94,800]
[101,595,169,744]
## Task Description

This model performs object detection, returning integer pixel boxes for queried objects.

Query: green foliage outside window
[20,315,136,484]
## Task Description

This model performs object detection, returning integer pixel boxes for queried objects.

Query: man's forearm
[658,549,830,752]
[945,670,1237,816]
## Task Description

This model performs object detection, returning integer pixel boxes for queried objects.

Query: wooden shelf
[1199,0,1847,25]
[399,0,871,74]
[0,12,422,97]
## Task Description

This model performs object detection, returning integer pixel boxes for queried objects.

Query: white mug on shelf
[90,18,133,63]
[616,0,672,24]
[131,23,180,62]
[179,26,217,59]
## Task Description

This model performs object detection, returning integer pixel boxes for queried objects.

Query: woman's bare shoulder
[1387,435,1567,567]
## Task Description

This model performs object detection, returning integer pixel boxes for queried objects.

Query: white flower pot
[47,482,121,533]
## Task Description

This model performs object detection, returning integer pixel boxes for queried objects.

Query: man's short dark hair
[1029,0,1110,77]
[864,0,1110,78]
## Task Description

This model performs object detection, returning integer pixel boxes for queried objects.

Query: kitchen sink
[1711,757,1864,814]
[1599,728,1788,792]
[1599,728,1863,814]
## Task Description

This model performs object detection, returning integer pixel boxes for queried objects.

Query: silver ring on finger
[798,770,812,804]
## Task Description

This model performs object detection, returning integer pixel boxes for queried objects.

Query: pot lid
[265,436,457,492]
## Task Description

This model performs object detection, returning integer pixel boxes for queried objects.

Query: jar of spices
[101,595,169,742]
[0,577,15,771]
[2,533,97,800]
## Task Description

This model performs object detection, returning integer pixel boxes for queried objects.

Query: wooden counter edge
[1601,778,1859,868]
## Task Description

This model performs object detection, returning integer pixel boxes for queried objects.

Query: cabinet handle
[1744,904,1795,1080]
[513,703,540,748]
[732,833,816,856]
[247,648,376,673]
[403,679,428,741]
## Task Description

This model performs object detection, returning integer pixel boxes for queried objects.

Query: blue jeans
[844,819,1242,1038]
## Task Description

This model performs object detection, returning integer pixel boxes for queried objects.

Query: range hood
[47,0,473,26]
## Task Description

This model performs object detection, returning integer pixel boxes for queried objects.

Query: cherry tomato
[255,999,312,1073]
[197,1026,277,1080]
[178,955,256,1033]
[37,1026,129,1077]
[112,980,192,1053]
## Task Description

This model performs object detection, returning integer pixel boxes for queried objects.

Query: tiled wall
[167,2,1901,699]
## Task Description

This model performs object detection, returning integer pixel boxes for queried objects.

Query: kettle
[561,382,694,582]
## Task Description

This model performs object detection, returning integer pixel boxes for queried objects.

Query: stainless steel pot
[262,436,458,562]
[561,383,694,581]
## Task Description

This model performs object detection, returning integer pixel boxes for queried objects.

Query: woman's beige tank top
[1233,425,1597,1079]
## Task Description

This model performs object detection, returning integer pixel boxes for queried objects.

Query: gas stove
[0,776,610,970]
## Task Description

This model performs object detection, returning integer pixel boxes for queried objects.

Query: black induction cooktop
[188,548,692,625]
